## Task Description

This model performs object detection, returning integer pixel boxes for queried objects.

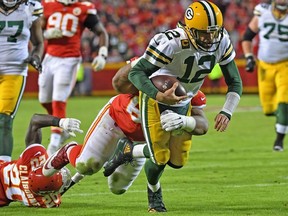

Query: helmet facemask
[57,0,78,5]
[2,0,21,9]
[273,0,288,11]
[189,26,223,52]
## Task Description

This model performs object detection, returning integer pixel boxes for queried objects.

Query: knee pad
[75,158,102,175]
[154,149,170,165]
[108,172,127,195]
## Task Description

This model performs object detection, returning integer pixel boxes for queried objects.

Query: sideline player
[0,114,82,207]
[242,0,288,151]
[110,1,242,212]
[39,0,109,155]
[0,0,44,162]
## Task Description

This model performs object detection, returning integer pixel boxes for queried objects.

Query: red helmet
[28,167,63,195]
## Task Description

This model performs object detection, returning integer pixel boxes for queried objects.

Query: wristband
[221,92,240,118]
[183,116,196,132]
[52,117,60,126]
[219,111,231,120]
[244,53,254,58]
[98,46,108,59]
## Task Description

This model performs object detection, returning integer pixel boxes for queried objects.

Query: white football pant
[38,54,81,103]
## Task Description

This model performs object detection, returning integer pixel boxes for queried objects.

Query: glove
[43,28,63,40]
[245,54,256,73]
[59,118,83,137]
[160,110,196,132]
[24,55,42,73]
[92,46,108,71]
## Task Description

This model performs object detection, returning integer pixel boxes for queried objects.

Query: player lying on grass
[0,114,82,207]
[41,60,209,213]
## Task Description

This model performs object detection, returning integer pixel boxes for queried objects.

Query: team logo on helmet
[185,7,194,20]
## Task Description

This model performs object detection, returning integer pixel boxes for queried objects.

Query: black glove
[245,54,256,73]
[24,55,42,73]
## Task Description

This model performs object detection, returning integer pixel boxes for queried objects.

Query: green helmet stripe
[199,0,217,27]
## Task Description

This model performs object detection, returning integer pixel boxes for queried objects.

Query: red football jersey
[42,0,97,57]
[0,144,61,207]
[109,91,206,142]
[109,94,144,142]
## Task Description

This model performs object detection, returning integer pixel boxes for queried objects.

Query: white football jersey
[0,0,43,75]
[254,3,288,63]
[143,26,235,99]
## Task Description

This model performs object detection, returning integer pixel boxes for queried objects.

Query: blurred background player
[242,0,288,151]
[41,60,208,200]
[39,0,109,155]
[0,0,44,163]
[0,113,83,207]
[117,1,242,212]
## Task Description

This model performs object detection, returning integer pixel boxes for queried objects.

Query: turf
[2,94,288,216]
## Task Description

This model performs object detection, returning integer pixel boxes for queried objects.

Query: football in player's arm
[0,114,82,207]
[109,1,242,212]
[40,57,209,199]
[241,0,288,151]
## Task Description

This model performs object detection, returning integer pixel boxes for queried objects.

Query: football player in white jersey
[113,1,242,212]
[41,58,209,205]
[0,0,44,162]
[242,0,288,151]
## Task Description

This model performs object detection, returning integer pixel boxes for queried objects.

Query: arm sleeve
[242,27,257,42]
[128,58,160,99]
[220,60,243,96]
[84,14,100,31]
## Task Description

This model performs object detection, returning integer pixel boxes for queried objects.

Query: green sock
[0,114,13,157]
[145,159,165,185]
[277,103,288,125]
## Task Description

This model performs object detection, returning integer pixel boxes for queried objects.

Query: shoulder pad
[80,1,96,15]
[254,3,270,16]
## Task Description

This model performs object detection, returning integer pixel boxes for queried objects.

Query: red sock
[68,145,82,167]
[52,101,66,118]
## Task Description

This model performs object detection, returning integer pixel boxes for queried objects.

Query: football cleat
[147,186,167,212]
[273,141,284,152]
[103,137,134,177]
[43,141,77,177]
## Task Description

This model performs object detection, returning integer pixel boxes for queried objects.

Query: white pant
[76,102,145,194]
[38,54,81,103]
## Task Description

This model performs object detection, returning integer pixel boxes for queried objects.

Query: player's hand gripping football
[92,46,108,71]
[156,82,187,105]
[59,118,83,137]
[24,55,42,73]
[245,54,256,72]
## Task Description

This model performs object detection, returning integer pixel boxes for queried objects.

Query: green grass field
[2,94,288,216]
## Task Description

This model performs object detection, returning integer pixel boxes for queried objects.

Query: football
[150,75,187,96]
